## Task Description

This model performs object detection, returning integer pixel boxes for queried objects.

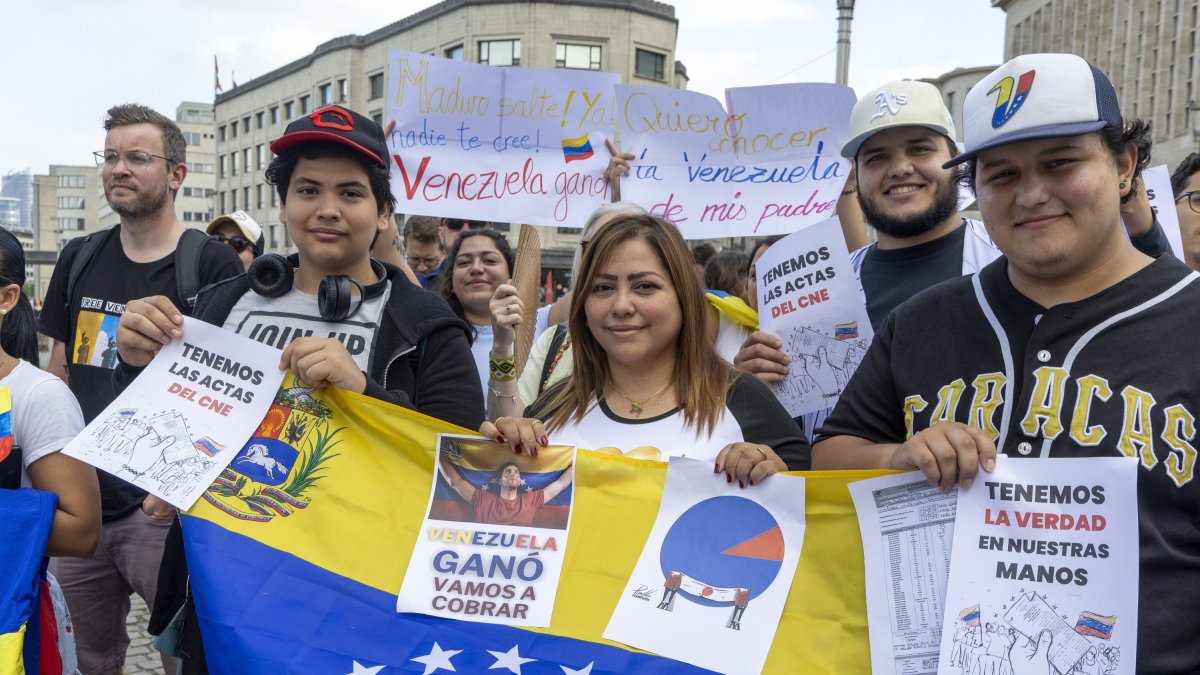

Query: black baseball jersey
[818,254,1200,673]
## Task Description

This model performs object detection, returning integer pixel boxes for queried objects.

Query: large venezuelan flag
[183,377,882,673]
[0,488,56,675]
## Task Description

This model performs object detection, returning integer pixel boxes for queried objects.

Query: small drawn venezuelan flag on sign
[1075,611,1116,639]
[193,437,224,458]
[561,133,595,163]
[0,388,12,463]
[834,321,859,341]
[959,604,981,627]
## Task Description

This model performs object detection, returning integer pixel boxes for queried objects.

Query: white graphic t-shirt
[222,282,392,372]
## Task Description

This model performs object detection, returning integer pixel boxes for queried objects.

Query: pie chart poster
[605,457,806,674]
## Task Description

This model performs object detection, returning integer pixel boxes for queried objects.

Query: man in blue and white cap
[814,54,1200,672]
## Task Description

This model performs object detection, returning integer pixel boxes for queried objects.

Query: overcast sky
[0,0,1005,176]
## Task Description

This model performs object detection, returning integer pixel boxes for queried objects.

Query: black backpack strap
[174,228,211,311]
[538,323,570,396]
[64,230,110,317]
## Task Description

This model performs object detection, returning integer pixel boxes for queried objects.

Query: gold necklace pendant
[611,381,670,418]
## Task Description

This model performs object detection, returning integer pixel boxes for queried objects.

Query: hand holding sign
[117,295,186,367]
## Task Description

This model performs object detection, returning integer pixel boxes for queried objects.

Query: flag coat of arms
[182,376,880,672]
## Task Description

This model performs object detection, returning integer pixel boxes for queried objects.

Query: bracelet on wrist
[489,354,517,381]
[489,384,517,401]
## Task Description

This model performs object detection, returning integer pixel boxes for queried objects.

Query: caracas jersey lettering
[903,368,1197,487]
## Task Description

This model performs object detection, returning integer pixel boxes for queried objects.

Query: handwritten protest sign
[387,50,619,226]
[397,434,576,627]
[755,217,872,416]
[63,319,285,510]
[615,83,856,238]
[938,456,1138,675]
[1142,164,1186,259]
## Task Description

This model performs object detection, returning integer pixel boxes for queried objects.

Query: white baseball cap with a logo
[840,80,956,159]
[943,53,1123,168]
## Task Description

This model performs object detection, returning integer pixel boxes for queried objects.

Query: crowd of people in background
[6,49,1200,674]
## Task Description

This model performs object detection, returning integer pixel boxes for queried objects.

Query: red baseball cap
[269,105,389,168]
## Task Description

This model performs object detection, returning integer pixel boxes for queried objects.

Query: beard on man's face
[858,171,961,240]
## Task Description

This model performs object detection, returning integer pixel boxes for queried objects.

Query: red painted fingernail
[713,463,720,474]
[748,478,755,486]
[496,435,506,444]
[539,436,549,446]
[726,473,732,483]
[514,444,523,454]
[739,480,745,489]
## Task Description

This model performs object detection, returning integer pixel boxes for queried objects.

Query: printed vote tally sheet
[849,471,958,675]
[63,318,285,510]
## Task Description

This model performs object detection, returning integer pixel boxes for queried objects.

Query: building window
[257,184,265,209]
[635,48,666,80]
[319,83,332,106]
[242,117,250,134]
[271,187,279,208]
[299,95,311,115]
[181,131,201,146]
[284,101,294,120]
[369,73,385,100]
[371,112,383,127]
[219,155,227,178]
[256,112,265,129]
[256,144,265,170]
[337,78,347,102]
[479,39,520,67]
[244,187,251,209]
[57,175,85,188]
[220,192,227,213]
[243,148,252,174]
[556,44,601,70]
[218,125,226,142]
[57,196,85,209]
[445,44,464,60]
[230,122,238,139]
[269,106,279,125]
[231,190,237,210]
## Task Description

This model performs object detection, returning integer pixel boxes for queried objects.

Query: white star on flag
[487,644,536,674]
[347,661,384,675]
[411,642,463,675]
[560,662,595,675]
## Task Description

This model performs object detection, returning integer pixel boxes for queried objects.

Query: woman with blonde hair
[482,214,808,482]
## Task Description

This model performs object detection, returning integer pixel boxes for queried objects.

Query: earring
[0,309,7,316]
[1120,182,1126,189]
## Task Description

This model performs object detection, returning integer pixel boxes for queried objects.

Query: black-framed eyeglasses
[210,234,257,255]
[94,150,175,170]
[406,255,442,268]
[1176,191,1200,215]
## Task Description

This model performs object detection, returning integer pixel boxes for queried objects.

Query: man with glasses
[1172,153,1200,271]
[39,103,241,675]
[206,210,264,271]
[403,215,445,289]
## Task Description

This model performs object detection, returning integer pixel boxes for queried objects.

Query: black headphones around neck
[247,253,387,322]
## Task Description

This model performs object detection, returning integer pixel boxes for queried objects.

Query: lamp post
[835,0,855,85]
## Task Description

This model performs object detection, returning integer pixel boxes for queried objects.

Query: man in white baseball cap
[205,210,264,271]
[735,79,999,440]
[816,53,1199,672]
